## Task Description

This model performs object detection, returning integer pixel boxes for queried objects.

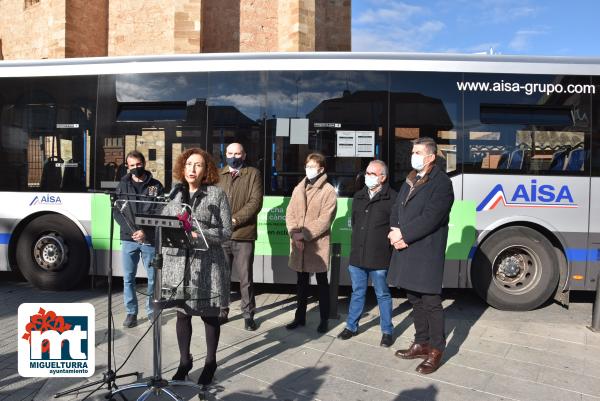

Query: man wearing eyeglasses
[337,160,397,347]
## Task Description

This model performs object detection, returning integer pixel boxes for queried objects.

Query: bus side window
[61,159,85,191]
[116,163,128,180]
[565,148,586,171]
[549,148,569,171]
[496,150,510,169]
[40,156,63,191]
[508,148,525,170]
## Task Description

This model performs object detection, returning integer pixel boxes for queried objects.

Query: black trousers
[406,290,445,352]
[295,271,329,323]
[222,240,256,318]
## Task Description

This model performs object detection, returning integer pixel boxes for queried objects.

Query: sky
[352,0,599,56]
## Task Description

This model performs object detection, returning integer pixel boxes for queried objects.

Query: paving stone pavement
[1,275,599,401]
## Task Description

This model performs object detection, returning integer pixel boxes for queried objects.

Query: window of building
[24,0,40,10]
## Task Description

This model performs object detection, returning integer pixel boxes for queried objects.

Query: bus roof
[2,52,600,77]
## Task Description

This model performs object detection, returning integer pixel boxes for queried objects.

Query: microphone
[167,183,184,200]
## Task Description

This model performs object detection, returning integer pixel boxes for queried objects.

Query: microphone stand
[55,192,140,400]
[111,205,204,401]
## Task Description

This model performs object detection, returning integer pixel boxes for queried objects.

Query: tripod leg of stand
[162,387,185,401]
[53,371,140,398]
[110,382,149,399]
[55,193,139,400]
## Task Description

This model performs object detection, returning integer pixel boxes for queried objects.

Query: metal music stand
[109,200,213,401]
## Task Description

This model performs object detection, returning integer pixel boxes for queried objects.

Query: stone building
[0,0,350,60]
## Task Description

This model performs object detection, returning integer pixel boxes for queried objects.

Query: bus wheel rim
[33,234,68,271]
[491,244,541,295]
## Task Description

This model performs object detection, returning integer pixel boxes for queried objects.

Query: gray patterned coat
[161,185,232,316]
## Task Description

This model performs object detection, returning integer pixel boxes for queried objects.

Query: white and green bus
[1,52,599,311]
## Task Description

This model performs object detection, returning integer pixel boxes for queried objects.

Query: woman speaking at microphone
[161,148,232,386]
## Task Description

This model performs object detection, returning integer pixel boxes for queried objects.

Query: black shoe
[380,334,394,347]
[198,361,217,386]
[172,354,193,381]
[317,320,328,333]
[122,314,137,328]
[285,320,305,330]
[244,318,257,331]
[337,328,356,340]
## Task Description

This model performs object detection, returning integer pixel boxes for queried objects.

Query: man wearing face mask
[216,143,263,330]
[387,137,454,374]
[115,150,164,328]
[337,160,397,347]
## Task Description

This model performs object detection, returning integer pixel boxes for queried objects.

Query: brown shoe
[394,342,430,360]
[416,349,443,374]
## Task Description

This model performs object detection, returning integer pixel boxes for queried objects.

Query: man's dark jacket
[349,183,397,269]
[387,165,454,294]
[115,172,164,244]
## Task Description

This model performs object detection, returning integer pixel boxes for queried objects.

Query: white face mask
[305,167,320,180]
[411,154,431,172]
[364,175,380,190]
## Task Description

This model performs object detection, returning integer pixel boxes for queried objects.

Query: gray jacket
[161,185,232,316]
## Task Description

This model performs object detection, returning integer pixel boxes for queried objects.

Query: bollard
[588,272,600,333]
[329,243,342,320]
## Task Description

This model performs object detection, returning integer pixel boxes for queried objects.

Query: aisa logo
[477,180,576,212]
[18,303,95,377]
[29,194,62,206]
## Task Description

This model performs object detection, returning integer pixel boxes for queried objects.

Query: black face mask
[130,166,146,178]
[226,157,244,169]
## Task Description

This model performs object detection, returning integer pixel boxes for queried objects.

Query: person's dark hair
[305,152,326,169]
[125,150,146,165]
[412,137,437,155]
[173,148,219,185]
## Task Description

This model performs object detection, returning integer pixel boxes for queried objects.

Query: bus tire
[471,226,559,311]
[16,214,89,291]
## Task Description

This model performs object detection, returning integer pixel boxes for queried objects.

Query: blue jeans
[346,265,393,335]
[121,240,155,317]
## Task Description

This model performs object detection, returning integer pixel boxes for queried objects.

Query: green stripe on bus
[89,193,475,258]
[445,200,477,260]
[255,196,476,259]
[255,197,352,256]
[91,194,121,251]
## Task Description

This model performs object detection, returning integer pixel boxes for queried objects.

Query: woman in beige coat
[285,152,337,333]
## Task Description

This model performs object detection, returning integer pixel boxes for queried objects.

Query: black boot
[198,361,217,386]
[285,319,306,330]
[317,320,328,333]
[172,354,193,381]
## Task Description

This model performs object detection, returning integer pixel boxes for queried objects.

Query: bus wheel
[16,214,89,291]
[472,226,559,311]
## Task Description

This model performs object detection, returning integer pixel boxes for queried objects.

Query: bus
[1,52,599,311]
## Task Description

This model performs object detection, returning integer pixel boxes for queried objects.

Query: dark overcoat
[387,165,454,294]
[349,183,397,269]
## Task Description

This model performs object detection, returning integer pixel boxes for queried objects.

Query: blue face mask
[226,157,243,169]
[365,175,380,190]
